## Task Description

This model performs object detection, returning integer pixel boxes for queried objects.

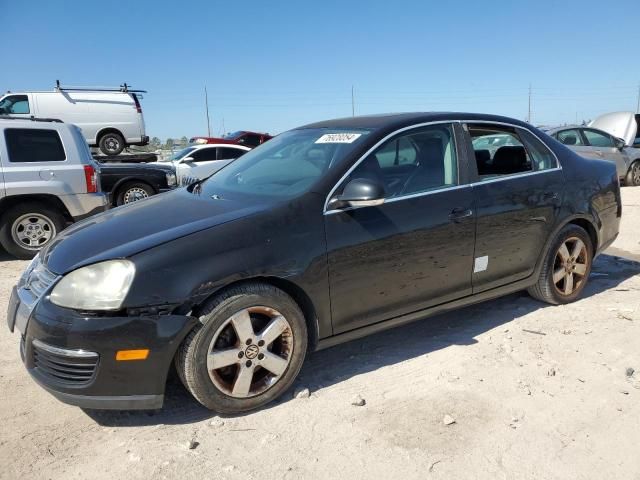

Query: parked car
[546,125,637,185]
[0,82,149,156]
[98,162,177,206]
[162,144,250,185]
[8,112,620,413]
[189,130,272,148]
[589,112,640,184]
[0,118,109,259]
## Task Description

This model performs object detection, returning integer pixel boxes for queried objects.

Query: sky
[3,0,639,140]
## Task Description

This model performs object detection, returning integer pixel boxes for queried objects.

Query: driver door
[324,123,476,334]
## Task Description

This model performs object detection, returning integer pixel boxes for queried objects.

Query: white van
[0,83,148,156]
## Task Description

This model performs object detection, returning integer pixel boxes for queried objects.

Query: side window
[518,129,557,171]
[217,148,246,160]
[0,95,30,114]
[191,148,217,162]
[583,129,614,147]
[556,129,584,146]
[238,135,261,148]
[374,137,418,168]
[469,125,531,177]
[5,128,66,162]
[345,124,457,198]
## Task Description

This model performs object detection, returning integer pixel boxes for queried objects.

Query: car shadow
[85,252,640,427]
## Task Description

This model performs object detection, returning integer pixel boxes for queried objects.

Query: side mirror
[614,137,626,151]
[182,156,194,163]
[328,177,385,210]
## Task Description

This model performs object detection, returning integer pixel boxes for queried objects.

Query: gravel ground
[1,188,640,480]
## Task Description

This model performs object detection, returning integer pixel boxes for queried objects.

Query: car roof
[546,125,610,135]
[297,112,533,132]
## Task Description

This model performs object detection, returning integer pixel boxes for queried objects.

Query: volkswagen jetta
[7,113,621,413]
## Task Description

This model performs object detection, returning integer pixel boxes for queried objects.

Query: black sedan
[98,162,178,206]
[7,113,621,413]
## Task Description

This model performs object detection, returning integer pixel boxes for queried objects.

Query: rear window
[5,128,66,162]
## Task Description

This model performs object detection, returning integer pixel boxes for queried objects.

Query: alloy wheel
[633,163,640,185]
[552,236,589,296]
[123,187,149,203]
[207,306,293,398]
[11,213,56,251]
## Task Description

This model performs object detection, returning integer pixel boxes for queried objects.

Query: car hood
[42,188,266,274]
[589,112,638,146]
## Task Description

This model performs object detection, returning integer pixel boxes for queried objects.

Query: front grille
[32,340,98,385]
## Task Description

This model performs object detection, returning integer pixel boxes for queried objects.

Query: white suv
[0,118,109,258]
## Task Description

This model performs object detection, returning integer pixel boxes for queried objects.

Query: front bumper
[9,291,197,410]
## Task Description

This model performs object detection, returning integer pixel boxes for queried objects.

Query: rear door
[554,128,600,160]
[325,122,476,334]
[465,123,564,292]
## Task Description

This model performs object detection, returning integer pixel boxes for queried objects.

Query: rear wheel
[528,224,592,304]
[625,161,640,186]
[98,132,125,156]
[176,283,308,413]
[115,181,154,206]
[0,203,65,259]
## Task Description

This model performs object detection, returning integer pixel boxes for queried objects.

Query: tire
[528,224,593,305]
[625,161,640,186]
[115,181,155,206]
[98,131,125,156]
[0,203,66,259]
[176,282,308,413]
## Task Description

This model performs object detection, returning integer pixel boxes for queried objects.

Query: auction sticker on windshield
[315,133,362,144]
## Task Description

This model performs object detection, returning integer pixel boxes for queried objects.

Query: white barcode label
[315,133,362,144]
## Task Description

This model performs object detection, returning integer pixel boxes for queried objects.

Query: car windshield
[169,147,196,161]
[198,128,371,199]
[222,131,244,140]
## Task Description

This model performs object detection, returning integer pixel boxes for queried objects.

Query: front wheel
[528,224,593,304]
[625,161,640,186]
[176,283,308,413]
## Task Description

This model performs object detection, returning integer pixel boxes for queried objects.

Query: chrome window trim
[32,339,99,359]
[323,119,562,215]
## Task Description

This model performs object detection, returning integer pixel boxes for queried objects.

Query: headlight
[50,260,135,310]
[166,172,177,186]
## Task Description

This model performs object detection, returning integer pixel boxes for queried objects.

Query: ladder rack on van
[54,80,147,94]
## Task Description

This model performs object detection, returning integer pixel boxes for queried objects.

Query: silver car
[545,125,635,184]
[0,117,109,258]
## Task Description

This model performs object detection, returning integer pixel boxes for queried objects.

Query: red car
[190,130,272,148]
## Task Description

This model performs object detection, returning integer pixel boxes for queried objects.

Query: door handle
[449,207,473,222]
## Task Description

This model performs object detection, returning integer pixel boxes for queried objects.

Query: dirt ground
[1,189,640,480]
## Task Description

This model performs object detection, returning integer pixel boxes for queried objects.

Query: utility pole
[204,86,211,137]
[527,83,532,124]
[351,85,355,117]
